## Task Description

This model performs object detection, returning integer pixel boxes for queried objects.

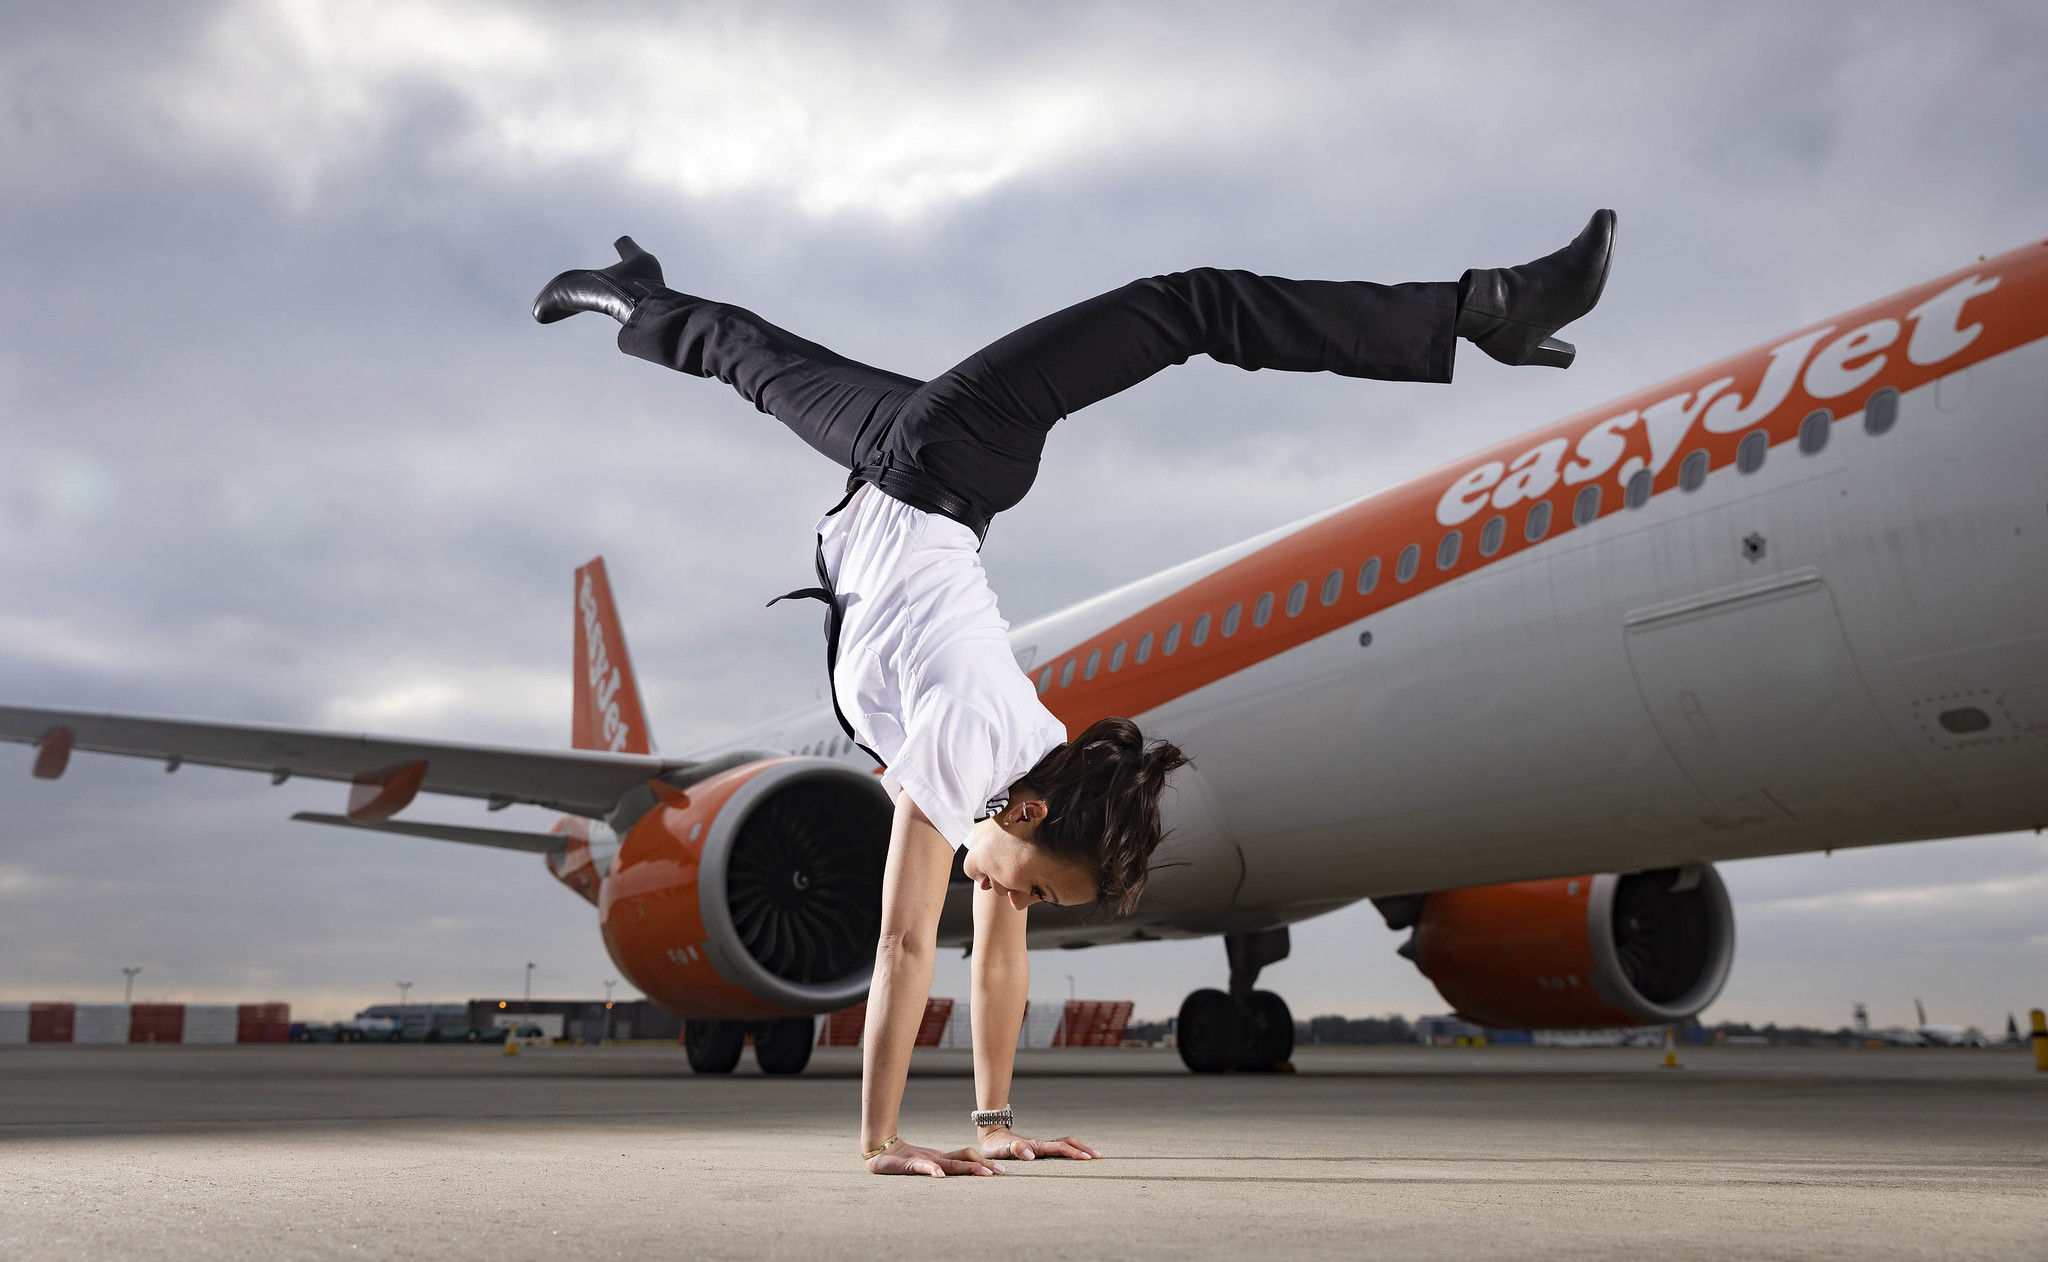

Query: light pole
[524,963,536,1022]
[121,967,142,1004]
[1067,974,1076,1003]
[397,981,413,1037]
[602,979,617,1043]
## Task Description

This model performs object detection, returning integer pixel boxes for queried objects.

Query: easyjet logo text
[1435,272,2003,527]
[580,574,632,753]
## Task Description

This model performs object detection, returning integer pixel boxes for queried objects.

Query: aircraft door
[1624,568,1954,826]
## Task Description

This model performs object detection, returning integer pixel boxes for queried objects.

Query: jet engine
[598,756,892,1021]
[1384,866,1735,1029]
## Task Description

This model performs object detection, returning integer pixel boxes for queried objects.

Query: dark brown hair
[1015,716,1189,916]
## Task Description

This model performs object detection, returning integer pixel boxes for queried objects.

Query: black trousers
[619,269,1458,532]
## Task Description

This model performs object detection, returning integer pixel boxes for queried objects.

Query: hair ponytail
[1016,716,1190,916]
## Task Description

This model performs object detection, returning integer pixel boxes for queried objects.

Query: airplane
[1914,998,1987,1048]
[1852,1001,1923,1047]
[6,235,2045,1076]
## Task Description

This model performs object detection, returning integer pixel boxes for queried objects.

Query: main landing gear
[1176,927,1295,1073]
[683,1017,816,1075]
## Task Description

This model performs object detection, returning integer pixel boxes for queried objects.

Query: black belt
[849,463,991,546]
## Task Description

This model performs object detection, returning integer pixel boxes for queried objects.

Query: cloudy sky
[2,0,2044,1032]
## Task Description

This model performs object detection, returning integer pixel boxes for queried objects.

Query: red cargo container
[916,998,953,1047]
[129,1003,186,1044]
[236,1003,291,1043]
[28,1002,75,1043]
[1053,1000,1133,1047]
[817,999,953,1048]
[822,1004,865,1047]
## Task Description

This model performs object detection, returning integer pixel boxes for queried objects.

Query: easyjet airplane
[7,239,2046,1075]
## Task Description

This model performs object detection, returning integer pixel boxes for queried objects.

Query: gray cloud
[2,0,2045,1027]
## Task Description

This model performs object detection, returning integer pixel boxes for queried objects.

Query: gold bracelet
[861,1135,898,1162]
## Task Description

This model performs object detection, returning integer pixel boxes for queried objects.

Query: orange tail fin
[573,557,654,755]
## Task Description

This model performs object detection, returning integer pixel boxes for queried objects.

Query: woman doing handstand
[533,211,1616,1176]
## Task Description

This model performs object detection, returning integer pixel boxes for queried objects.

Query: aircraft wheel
[1176,988,1238,1073]
[752,1018,816,1075]
[1235,990,1294,1071]
[684,1019,746,1074]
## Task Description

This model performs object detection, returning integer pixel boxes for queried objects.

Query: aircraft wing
[289,812,568,853]
[0,702,695,819]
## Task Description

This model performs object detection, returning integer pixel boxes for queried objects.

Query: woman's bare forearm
[859,794,955,1153]
[970,883,1030,1118]
[861,930,935,1150]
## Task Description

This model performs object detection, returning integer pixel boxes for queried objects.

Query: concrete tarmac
[2,1043,2043,1260]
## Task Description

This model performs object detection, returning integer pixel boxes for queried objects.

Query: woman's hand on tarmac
[975,1128,1100,1162]
[866,1140,1005,1178]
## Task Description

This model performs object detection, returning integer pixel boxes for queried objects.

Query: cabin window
[1436,530,1461,570]
[1572,485,1601,527]
[1395,544,1420,583]
[1625,468,1653,509]
[1320,569,1343,607]
[1191,613,1211,647]
[1059,657,1076,687]
[1221,603,1242,636]
[1084,648,1101,680]
[1737,430,1768,474]
[1136,631,1155,663]
[1037,667,1053,695]
[1524,500,1552,542]
[1109,640,1127,672]
[1286,580,1308,617]
[1358,557,1382,594]
[1252,593,1273,628]
[1679,449,1708,492]
[1865,386,1900,436]
[1479,515,1505,557]
[1799,408,1831,455]
[1164,622,1183,655]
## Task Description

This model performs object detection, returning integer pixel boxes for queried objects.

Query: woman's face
[961,800,1095,911]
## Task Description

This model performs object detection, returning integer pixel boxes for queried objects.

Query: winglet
[347,760,428,822]
[32,726,72,780]
[573,558,654,755]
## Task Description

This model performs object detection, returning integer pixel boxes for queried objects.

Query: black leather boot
[533,236,666,325]
[1456,209,1617,369]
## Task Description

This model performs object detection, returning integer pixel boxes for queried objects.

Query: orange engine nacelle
[597,757,893,1020]
[1391,866,1735,1029]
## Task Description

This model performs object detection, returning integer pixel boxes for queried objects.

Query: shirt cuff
[887,766,970,849]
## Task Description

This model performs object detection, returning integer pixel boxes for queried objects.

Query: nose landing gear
[1175,927,1294,1073]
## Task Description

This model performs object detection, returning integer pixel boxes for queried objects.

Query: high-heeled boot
[1456,209,1617,369]
[533,236,666,325]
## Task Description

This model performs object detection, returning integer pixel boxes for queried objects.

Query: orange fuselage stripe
[1036,240,2048,732]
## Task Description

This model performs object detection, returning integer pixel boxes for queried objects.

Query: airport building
[342,998,1135,1047]
[458,999,682,1042]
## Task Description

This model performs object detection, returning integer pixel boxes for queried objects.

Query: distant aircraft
[7,237,2045,1075]
[1914,998,1987,1048]
[1854,1002,1924,1047]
